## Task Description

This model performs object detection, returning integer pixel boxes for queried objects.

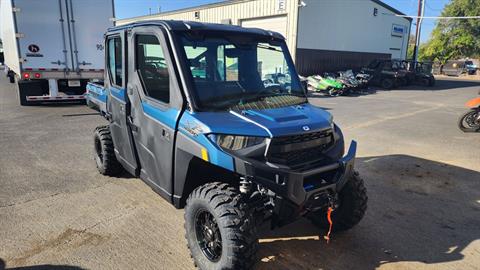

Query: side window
[107,37,122,87]
[136,35,169,103]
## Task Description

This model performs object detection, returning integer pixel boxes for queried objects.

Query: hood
[183,103,332,138]
[230,103,332,137]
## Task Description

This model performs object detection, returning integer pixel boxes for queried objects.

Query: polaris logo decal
[302,126,310,131]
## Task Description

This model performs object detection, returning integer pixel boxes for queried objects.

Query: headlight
[210,134,266,151]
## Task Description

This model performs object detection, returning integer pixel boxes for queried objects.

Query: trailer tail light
[23,73,30,79]
[34,73,41,79]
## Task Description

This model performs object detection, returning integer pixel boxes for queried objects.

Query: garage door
[241,15,287,39]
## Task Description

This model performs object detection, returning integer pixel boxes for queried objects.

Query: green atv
[307,74,344,96]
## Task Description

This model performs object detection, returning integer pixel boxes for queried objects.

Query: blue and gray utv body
[88,20,366,269]
[87,20,357,223]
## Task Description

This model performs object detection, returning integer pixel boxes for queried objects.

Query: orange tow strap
[323,207,333,244]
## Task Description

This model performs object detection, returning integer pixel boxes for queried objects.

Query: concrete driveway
[1,75,479,270]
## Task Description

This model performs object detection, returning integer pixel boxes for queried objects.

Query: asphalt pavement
[0,74,479,270]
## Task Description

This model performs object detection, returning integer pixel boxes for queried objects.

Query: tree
[420,0,480,62]
[406,34,416,60]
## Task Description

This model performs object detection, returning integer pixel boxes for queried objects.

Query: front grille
[267,147,334,171]
[265,129,335,170]
[270,129,332,146]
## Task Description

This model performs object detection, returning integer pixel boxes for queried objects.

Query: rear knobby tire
[184,182,258,270]
[308,171,367,232]
[93,125,123,176]
[381,78,394,89]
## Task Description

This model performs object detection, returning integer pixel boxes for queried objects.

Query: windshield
[391,60,405,70]
[179,33,306,111]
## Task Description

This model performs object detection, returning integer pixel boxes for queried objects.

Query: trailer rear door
[66,0,114,72]
[14,0,72,71]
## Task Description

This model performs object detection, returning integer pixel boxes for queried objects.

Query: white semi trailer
[0,0,114,105]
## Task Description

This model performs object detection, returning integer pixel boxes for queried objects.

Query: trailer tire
[184,182,258,270]
[308,171,367,232]
[93,125,123,176]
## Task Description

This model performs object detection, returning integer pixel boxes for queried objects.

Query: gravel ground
[0,74,479,270]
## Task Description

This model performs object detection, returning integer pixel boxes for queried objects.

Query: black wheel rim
[195,209,222,262]
[94,137,103,162]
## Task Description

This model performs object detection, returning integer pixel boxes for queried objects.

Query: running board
[26,95,85,101]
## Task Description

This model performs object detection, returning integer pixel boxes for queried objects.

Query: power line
[396,15,480,19]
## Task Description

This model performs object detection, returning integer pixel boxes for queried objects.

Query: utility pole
[412,0,426,62]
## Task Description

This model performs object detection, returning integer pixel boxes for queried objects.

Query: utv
[86,20,367,270]
[403,61,435,87]
[360,59,407,89]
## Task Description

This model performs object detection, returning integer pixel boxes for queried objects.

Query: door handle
[127,116,138,132]
[162,128,170,141]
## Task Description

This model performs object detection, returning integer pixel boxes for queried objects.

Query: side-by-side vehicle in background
[86,20,368,270]
[360,59,407,89]
[403,60,435,87]
[0,0,114,105]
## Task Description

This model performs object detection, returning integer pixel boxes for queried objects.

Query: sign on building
[391,24,405,37]
[277,0,286,11]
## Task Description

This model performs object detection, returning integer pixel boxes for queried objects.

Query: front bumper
[234,140,357,207]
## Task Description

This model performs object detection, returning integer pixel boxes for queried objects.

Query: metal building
[117,0,411,75]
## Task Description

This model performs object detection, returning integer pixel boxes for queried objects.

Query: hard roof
[109,20,285,40]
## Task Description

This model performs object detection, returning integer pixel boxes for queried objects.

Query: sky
[382,0,451,42]
[114,0,451,43]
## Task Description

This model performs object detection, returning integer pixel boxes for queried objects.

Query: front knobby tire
[93,125,123,176]
[458,109,480,132]
[308,171,367,232]
[184,182,258,270]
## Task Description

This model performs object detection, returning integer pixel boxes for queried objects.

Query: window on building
[136,35,169,103]
[107,37,122,87]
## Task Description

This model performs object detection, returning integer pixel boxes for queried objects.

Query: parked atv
[458,95,480,132]
[361,59,407,89]
[86,20,367,270]
[307,74,344,96]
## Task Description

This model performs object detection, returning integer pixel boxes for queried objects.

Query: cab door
[126,27,183,200]
[105,32,139,175]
